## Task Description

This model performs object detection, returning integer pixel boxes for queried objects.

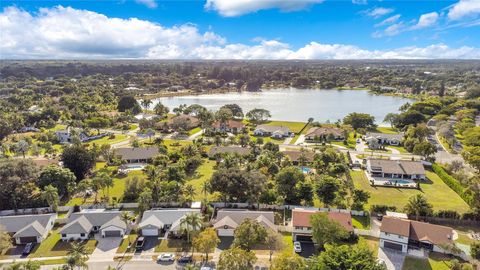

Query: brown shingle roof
[168,115,200,128]
[305,127,344,138]
[208,146,250,157]
[292,209,353,232]
[282,150,315,162]
[380,217,454,245]
[212,120,245,129]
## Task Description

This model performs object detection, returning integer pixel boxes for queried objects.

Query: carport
[18,236,38,244]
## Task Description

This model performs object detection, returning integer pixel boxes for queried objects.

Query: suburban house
[380,216,455,253]
[213,210,276,237]
[304,127,345,141]
[55,129,89,144]
[139,208,200,236]
[168,115,200,130]
[282,150,315,165]
[114,147,159,163]
[208,146,251,159]
[0,213,56,244]
[60,210,127,240]
[365,132,403,147]
[212,120,246,134]
[253,125,291,138]
[366,159,426,180]
[291,208,353,242]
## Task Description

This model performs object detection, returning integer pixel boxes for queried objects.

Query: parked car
[22,243,35,255]
[178,255,193,263]
[293,241,302,253]
[135,236,145,251]
[158,253,175,262]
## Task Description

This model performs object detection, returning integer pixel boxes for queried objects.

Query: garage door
[217,229,234,237]
[295,235,313,242]
[384,241,403,251]
[19,236,37,244]
[104,230,122,237]
[142,229,159,236]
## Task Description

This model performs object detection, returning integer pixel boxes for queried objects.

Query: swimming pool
[121,164,146,171]
[389,180,413,184]
[301,167,312,174]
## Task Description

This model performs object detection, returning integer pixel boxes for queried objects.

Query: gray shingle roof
[214,210,276,231]
[60,216,93,234]
[139,209,200,229]
[100,216,127,231]
[208,146,250,157]
[61,210,126,234]
[114,147,159,161]
[365,132,403,141]
[255,125,290,134]
[13,221,45,238]
[0,214,55,236]
[368,159,425,175]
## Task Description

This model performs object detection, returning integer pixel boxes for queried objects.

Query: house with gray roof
[253,125,291,138]
[365,132,403,148]
[213,210,276,237]
[207,146,251,159]
[114,147,159,164]
[0,213,56,244]
[139,208,201,237]
[60,210,127,241]
[366,159,426,180]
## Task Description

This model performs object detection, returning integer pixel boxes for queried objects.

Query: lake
[150,88,412,124]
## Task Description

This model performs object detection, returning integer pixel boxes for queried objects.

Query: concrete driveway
[378,247,406,270]
[90,236,123,262]
[297,242,315,258]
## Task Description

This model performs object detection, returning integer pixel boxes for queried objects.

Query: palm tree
[41,185,60,212]
[180,213,203,244]
[184,184,196,203]
[404,194,433,220]
[67,242,89,270]
[141,99,152,111]
[201,181,210,201]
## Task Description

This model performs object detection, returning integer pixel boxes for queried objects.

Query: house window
[385,232,390,236]
[62,234,66,238]
[80,233,85,237]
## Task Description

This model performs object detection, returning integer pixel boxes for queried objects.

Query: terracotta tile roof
[292,209,353,232]
[380,216,454,245]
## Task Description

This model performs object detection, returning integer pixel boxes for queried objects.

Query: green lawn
[375,126,399,134]
[163,139,193,151]
[351,170,470,213]
[155,239,191,253]
[29,230,97,258]
[263,120,307,133]
[86,134,129,146]
[402,253,472,270]
[186,160,219,201]
[386,145,410,154]
[358,236,379,255]
[352,215,370,229]
[188,127,202,136]
[116,233,138,254]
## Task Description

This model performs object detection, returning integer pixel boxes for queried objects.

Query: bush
[370,205,397,214]
[432,164,472,205]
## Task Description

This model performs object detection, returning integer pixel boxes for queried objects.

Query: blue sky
[1,0,479,59]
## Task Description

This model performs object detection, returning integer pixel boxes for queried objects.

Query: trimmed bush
[432,164,472,205]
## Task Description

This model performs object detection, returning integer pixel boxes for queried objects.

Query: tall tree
[270,251,306,270]
[0,225,12,254]
[217,247,257,270]
[404,194,433,220]
[61,144,96,181]
[232,219,267,251]
[310,213,349,248]
[192,228,220,261]
[180,212,203,244]
[117,96,141,114]
[42,185,60,212]
[38,165,76,197]
[265,229,285,262]
[154,102,170,118]
[315,176,340,207]
[343,113,375,130]
[275,166,305,204]
[246,108,271,123]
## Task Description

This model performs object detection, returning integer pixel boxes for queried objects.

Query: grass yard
[187,127,202,136]
[29,230,97,258]
[375,126,399,134]
[358,236,379,255]
[263,120,308,133]
[155,239,191,253]
[163,139,193,151]
[186,160,219,201]
[386,145,410,154]
[87,134,129,146]
[402,253,472,270]
[351,170,470,213]
[352,215,370,229]
[116,233,138,254]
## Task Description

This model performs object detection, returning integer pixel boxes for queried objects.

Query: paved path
[294,135,305,145]
[89,236,123,262]
[188,129,204,141]
[377,248,406,270]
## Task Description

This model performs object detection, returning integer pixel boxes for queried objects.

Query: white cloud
[448,0,480,20]
[204,0,323,17]
[1,6,479,59]
[364,7,394,18]
[135,0,157,9]
[375,14,401,27]
[413,12,439,29]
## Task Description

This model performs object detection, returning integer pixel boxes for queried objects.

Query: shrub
[432,164,472,205]
[370,205,397,214]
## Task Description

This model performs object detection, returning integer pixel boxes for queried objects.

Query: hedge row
[432,164,473,205]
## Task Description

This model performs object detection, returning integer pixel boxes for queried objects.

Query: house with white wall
[60,210,127,241]
[0,213,56,244]
[213,210,276,237]
[139,208,200,237]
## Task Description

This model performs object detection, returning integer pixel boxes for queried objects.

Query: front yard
[402,253,472,270]
[29,229,97,258]
[351,170,470,213]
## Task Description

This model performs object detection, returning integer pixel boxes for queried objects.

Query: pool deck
[365,172,418,188]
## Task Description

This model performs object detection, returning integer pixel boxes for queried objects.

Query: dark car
[178,255,193,264]
[135,237,145,251]
[22,243,35,255]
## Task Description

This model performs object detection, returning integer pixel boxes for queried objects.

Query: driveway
[378,247,406,270]
[294,135,305,145]
[90,236,123,262]
[297,242,315,258]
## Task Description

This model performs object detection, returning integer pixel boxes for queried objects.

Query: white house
[139,208,201,237]
[60,210,127,241]
[380,216,456,253]
[366,159,426,181]
[365,132,403,148]
[55,129,89,144]
[212,210,276,237]
[291,208,353,242]
[253,125,291,139]
[0,213,56,244]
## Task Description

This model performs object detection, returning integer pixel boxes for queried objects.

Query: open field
[87,134,129,146]
[375,127,399,134]
[351,170,470,213]
[186,160,219,201]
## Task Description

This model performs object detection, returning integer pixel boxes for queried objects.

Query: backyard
[402,253,471,270]
[351,170,470,213]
